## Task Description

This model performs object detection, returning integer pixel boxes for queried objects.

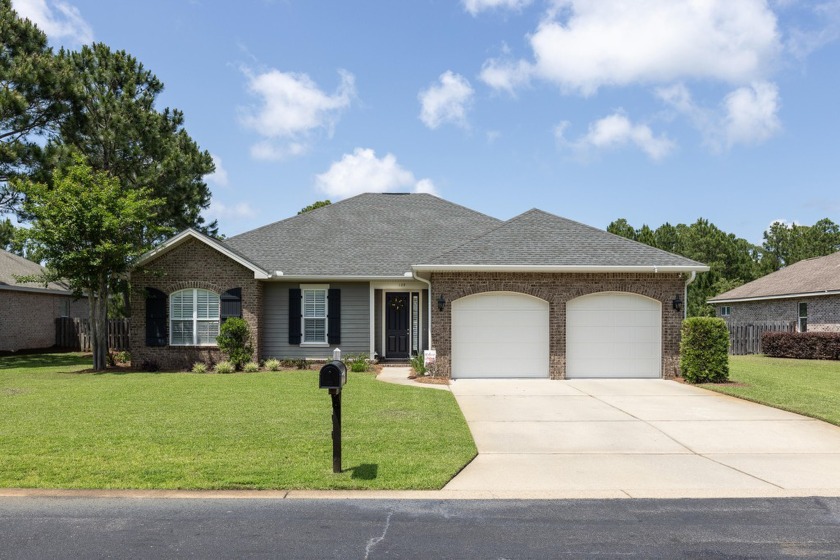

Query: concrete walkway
[444,379,840,498]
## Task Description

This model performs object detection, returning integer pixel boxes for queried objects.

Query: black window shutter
[145,288,167,347]
[328,288,341,345]
[289,288,302,345]
[220,288,242,322]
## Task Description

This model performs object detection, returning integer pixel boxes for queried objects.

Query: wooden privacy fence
[55,317,130,351]
[727,321,794,355]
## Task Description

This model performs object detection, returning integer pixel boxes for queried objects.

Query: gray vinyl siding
[262,282,370,360]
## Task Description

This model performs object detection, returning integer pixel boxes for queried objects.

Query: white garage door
[566,292,661,378]
[451,292,549,378]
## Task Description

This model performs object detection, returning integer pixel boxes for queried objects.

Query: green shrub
[191,362,208,374]
[762,332,840,360]
[264,358,281,371]
[346,353,371,372]
[410,353,427,376]
[216,317,253,370]
[243,361,261,373]
[113,351,131,364]
[214,361,235,374]
[680,317,730,383]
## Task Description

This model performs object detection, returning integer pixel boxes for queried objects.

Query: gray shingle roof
[418,209,707,269]
[0,249,71,293]
[225,193,502,277]
[709,251,840,302]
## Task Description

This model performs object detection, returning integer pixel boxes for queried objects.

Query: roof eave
[412,264,710,273]
[708,289,840,304]
[0,284,75,296]
[134,229,271,279]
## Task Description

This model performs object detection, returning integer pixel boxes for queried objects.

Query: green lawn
[0,353,476,490]
[700,355,840,426]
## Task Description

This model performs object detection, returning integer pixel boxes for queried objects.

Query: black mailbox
[319,360,347,390]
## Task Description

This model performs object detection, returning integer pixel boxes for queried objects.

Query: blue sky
[13,0,840,244]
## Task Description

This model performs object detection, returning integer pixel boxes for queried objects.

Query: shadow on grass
[0,351,91,371]
[348,464,379,480]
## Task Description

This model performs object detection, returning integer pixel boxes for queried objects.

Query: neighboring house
[709,251,840,333]
[0,249,88,352]
[130,193,708,379]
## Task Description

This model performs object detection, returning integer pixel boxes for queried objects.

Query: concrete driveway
[445,379,840,498]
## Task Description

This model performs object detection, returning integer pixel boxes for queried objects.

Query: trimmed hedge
[680,317,730,384]
[762,332,840,360]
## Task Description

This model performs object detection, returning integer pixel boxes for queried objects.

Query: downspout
[413,270,433,350]
[684,271,697,319]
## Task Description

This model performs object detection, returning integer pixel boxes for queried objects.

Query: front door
[385,292,410,359]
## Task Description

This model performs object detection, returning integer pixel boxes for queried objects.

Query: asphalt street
[1,497,839,559]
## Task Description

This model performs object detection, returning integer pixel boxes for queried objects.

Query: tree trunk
[91,276,109,371]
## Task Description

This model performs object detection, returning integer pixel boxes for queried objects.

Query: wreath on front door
[389,297,405,312]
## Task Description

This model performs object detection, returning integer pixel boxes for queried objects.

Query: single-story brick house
[130,193,708,378]
[708,251,840,333]
[0,249,88,352]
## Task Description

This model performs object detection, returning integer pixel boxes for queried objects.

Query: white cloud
[13,0,93,45]
[462,0,532,16]
[239,68,355,161]
[479,58,532,94]
[556,112,675,161]
[206,200,256,220]
[657,81,781,150]
[418,71,474,129]
[481,0,781,95]
[315,148,437,199]
[205,154,229,188]
[723,82,782,148]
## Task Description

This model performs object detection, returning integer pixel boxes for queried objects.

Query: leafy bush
[762,332,840,360]
[214,361,235,374]
[243,361,260,373]
[410,353,427,376]
[191,362,208,373]
[216,317,253,370]
[346,353,371,372]
[290,358,310,370]
[112,351,131,364]
[264,358,281,371]
[680,317,730,383]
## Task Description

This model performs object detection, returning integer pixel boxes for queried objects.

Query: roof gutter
[708,289,840,304]
[411,264,709,274]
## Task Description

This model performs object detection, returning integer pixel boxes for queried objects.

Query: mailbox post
[319,360,347,473]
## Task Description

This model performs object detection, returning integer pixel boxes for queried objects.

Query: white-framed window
[301,284,328,345]
[170,288,220,346]
[719,306,731,317]
[798,302,808,333]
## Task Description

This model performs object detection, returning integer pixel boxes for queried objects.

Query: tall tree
[15,155,167,370]
[44,43,215,239]
[762,218,840,271]
[298,199,331,214]
[0,0,71,212]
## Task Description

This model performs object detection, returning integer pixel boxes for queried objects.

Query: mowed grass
[0,353,476,490]
[700,355,840,427]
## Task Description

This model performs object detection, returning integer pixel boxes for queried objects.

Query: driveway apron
[445,379,840,498]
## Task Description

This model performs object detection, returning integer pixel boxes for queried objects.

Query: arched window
[170,288,220,346]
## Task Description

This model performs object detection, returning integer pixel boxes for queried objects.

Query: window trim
[300,284,329,346]
[719,305,731,318]
[798,301,808,333]
[169,288,220,347]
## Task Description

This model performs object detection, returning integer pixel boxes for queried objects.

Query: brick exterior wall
[0,290,88,352]
[429,272,686,379]
[720,295,840,332]
[130,238,262,371]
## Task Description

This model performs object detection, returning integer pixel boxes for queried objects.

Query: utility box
[319,360,347,390]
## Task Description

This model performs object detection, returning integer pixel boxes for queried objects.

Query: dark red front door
[386,292,410,359]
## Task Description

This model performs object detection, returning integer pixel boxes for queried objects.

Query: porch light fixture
[672,294,683,312]
[437,294,446,312]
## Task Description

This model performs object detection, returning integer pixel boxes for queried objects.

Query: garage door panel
[566,292,661,379]
[452,292,549,379]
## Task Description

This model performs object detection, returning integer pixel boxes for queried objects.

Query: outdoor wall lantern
[437,294,446,311]
[672,294,683,312]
